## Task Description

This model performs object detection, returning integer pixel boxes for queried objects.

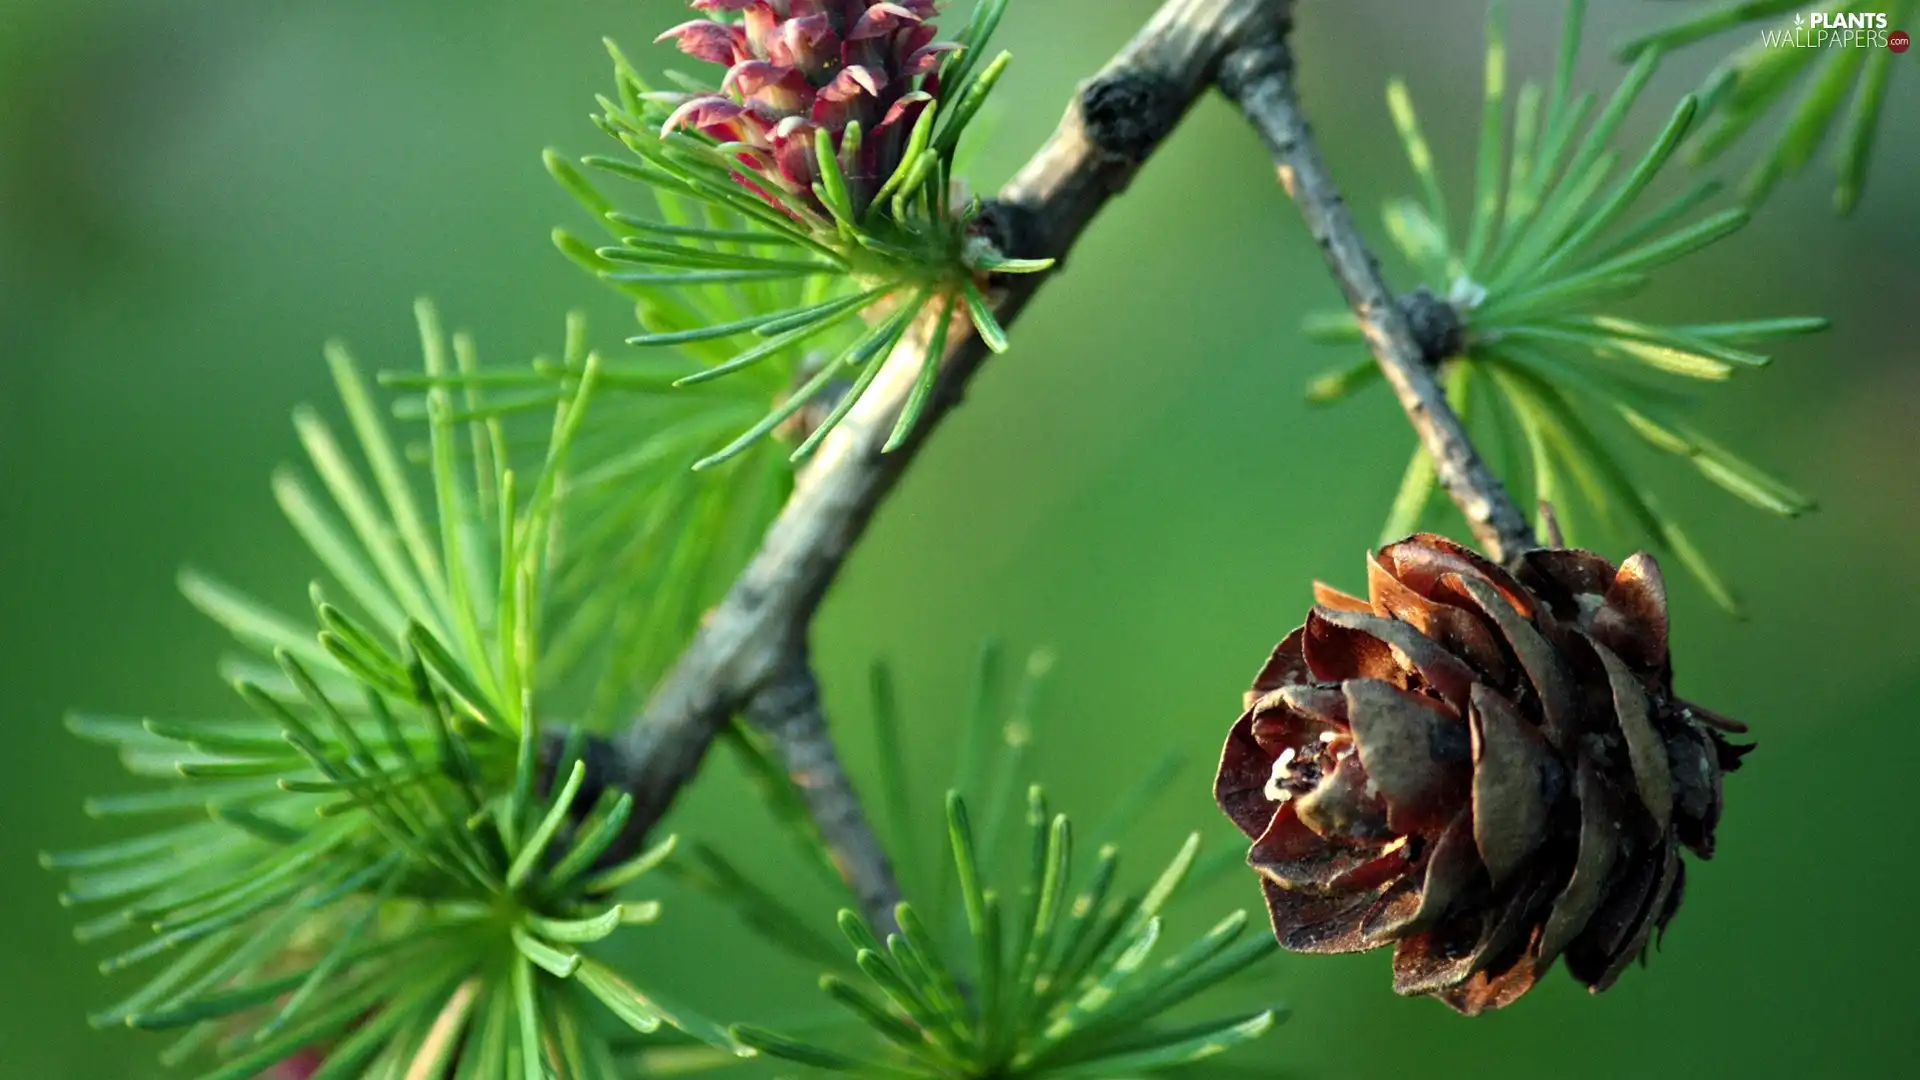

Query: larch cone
[1214,534,1750,1014]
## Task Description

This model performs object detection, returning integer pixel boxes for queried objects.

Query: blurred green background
[4,1,1916,1077]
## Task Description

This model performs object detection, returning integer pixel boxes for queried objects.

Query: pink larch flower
[656,1,961,218]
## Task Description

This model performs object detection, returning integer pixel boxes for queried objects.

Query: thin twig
[745,648,901,936]
[585,0,1293,892]
[1218,23,1537,562]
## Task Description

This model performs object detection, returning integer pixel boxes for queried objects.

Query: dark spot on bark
[975,197,1045,261]
[1401,286,1467,366]
[1081,70,1181,162]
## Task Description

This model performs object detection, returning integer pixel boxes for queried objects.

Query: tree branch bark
[580,0,1296,897]
[743,649,901,936]
[1218,24,1537,562]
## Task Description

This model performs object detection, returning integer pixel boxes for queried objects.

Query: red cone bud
[658,0,955,218]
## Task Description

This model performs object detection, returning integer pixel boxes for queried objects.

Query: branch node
[1081,70,1184,163]
[974,197,1047,264]
[1215,26,1292,104]
[1219,21,1535,561]
[746,651,903,937]
[1401,286,1466,367]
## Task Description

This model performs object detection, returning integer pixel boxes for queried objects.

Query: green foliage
[46,0,1869,1073]
[47,307,1278,1078]
[544,0,1048,471]
[1620,0,1915,212]
[420,4,1057,702]
[379,305,791,721]
[733,792,1281,1079]
[1306,0,1826,610]
[46,305,749,1076]
[674,645,1285,1079]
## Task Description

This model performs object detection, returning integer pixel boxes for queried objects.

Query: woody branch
[557,0,1294,936]
[1218,15,1538,562]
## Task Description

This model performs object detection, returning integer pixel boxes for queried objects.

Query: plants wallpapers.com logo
[1762,11,1910,50]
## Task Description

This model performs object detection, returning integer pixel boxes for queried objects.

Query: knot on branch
[1215,26,1293,106]
[974,197,1046,263]
[1081,70,1182,163]
[1401,286,1467,367]
[743,651,823,734]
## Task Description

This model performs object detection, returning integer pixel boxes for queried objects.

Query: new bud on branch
[572,0,1039,467]
[659,1,957,218]
[1214,535,1750,1013]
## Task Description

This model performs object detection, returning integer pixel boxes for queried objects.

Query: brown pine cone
[1213,534,1750,1014]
